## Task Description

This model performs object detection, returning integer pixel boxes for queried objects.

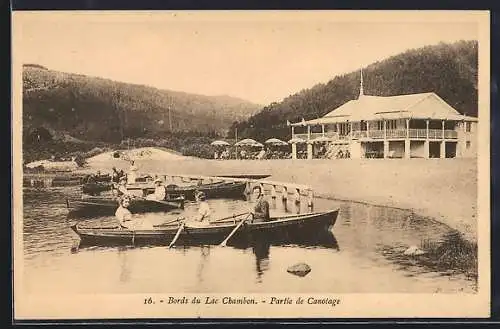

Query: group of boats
[67,172,340,249]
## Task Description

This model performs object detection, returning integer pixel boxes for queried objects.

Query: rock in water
[403,245,425,256]
[287,263,311,277]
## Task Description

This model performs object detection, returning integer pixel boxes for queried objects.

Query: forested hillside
[23,67,261,143]
[230,40,478,141]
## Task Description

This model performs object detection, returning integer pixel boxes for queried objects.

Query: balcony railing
[409,129,427,139]
[386,129,407,138]
[368,130,385,139]
[352,131,367,139]
[293,128,458,141]
[428,129,442,139]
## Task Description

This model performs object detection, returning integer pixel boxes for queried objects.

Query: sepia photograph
[12,10,490,319]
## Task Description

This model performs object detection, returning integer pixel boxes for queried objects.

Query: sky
[13,11,484,105]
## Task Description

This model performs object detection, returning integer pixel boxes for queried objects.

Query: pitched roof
[291,92,477,126]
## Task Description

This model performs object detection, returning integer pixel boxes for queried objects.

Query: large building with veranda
[288,70,478,160]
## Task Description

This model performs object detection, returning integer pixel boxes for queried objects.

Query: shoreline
[81,157,477,241]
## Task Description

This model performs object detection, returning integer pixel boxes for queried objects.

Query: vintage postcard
[12,10,491,320]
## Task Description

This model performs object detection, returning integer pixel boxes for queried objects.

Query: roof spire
[359,68,364,99]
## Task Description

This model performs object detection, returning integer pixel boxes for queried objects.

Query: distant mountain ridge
[22,66,261,142]
[231,40,478,142]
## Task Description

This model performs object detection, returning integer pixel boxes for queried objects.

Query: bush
[180,143,213,159]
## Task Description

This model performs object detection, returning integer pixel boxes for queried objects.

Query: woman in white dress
[115,196,153,230]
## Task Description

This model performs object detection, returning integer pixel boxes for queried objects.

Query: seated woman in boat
[113,176,131,197]
[250,185,270,223]
[186,192,212,227]
[115,195,153,230]
[146,178,166,201]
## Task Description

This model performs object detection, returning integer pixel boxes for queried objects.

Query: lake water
[21,186,477,294]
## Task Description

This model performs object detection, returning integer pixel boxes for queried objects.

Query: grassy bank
[84,157,478,241]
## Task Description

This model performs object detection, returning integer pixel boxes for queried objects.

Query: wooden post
[383,120,387,139]
[281,185,288,212]
[282,186,288,201]
[291,126,295,138]
[442,120,445,139]
[406,119,410,138]
[307,189,314,211]
[322,124,325,137]
[426,120,429,139]
[294,188,301,205]
[366,120,370,138]
[271,185,277,199]
[307,125,311,141]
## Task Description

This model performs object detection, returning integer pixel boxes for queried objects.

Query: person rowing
[146,178,166,201]
[185,191,212,227]
[195,191,211,223]
[115,195,153,230]
[113,176,131,198]
[249,185,270,223]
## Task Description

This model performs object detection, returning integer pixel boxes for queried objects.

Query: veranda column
[440,120,445,158]
[424,120,430,158]
[322,124,325,137]
[291,143,297,159]
[383,120,389,158]
[307,125,311,141]
[307,142,313,160]
[291,126,295,139]
[404,119,410,159]
[366,121,370,138]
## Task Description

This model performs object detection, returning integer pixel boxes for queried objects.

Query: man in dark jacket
[250,185,270,223]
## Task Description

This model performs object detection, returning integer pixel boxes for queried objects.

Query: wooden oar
[135,195,183,207]
[168,223,185,248]
[209,212,249,224]
[219,214,252,247]
[153,216,185,227]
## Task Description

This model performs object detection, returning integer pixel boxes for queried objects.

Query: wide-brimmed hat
[154,178,163,184]
[196,191,206,200]
[118,195,131,205]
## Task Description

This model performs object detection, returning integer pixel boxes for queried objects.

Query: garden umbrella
[235,138,263,147]
[265,138,288,146]
[211,140,231,146]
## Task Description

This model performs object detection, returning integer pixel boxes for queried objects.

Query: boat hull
[66,195,185,217]
[168,181,247,201]
[71,209,339,247]
[127,181,247,201]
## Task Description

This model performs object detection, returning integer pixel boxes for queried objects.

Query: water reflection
[118,247,131,283]
[196,246,210,285]
[252,240,270,283]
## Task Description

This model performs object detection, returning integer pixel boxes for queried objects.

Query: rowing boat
[66,194,185,216]
[70,208,339,247]
[126,180,247,201]
[82,180,247,200]
[165,181,247,200]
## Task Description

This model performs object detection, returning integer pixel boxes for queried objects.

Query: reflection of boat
[65,194,185,216]
[71,209,339,247]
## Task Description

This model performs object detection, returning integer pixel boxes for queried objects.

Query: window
[466,122,471,132]
[466,141,471,149]
[377,121,384,130]
[387,120,397,130]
